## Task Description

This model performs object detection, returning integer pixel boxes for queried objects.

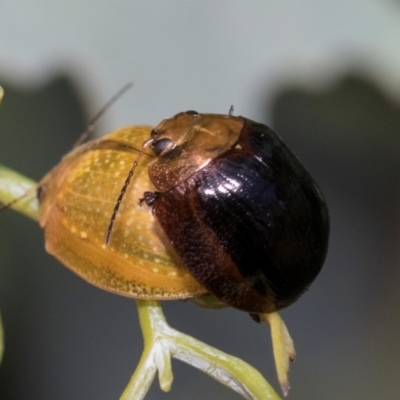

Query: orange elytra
[37,125,207,299]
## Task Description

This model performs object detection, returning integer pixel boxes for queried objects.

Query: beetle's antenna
[0,186,37,214]
[228,105,234,116]
[105,138,153,245]
[73,82,134,149]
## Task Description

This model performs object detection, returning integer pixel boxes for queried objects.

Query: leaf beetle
[38,111,329,314]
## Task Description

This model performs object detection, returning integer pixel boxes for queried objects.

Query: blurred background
[1,1,400,399]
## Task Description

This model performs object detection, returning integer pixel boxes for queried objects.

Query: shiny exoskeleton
[144,111,329,313]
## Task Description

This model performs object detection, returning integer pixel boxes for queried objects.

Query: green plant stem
[0,90,6,365]
[0,164,39,220]
[121,300,280,400]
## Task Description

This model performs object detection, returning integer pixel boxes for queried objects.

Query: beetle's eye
[150,129,158,138]
[185,110,199,116]
[152,138,172,156]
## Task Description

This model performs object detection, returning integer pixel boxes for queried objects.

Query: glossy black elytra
[136,111,330,314]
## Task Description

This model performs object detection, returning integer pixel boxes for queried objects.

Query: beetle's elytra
[38,112,329,314]
[38,126,207,300]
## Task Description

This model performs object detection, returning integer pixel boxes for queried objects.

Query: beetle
[37,111,329,314]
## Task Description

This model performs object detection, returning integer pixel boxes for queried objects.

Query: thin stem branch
[121,300,281,400]
[0,164,39,220]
